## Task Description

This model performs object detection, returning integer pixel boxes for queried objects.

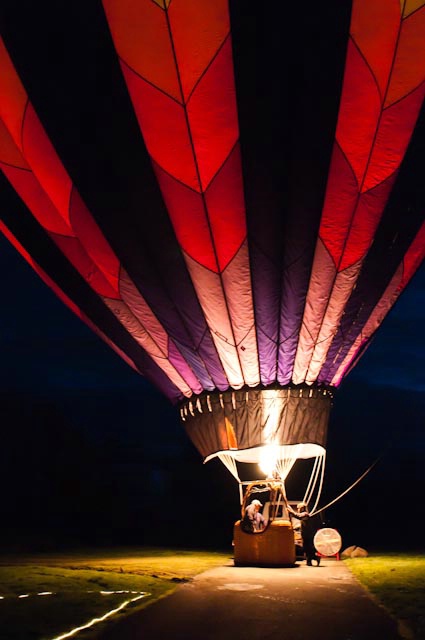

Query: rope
[310,455,380,516]
[310,427,404,517]
[307,453,326,515]
[303,455,320,504]
[217,453,240,482]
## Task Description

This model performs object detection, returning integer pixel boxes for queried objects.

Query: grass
[344,552,425,640]
[2,547,424,640]
[0,547,232,640]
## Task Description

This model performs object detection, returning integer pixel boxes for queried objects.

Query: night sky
[0,229,424,552]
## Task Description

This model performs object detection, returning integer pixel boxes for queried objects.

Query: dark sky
[0,229,424,552]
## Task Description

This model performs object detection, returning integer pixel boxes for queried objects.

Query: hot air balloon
[1,1,424,564]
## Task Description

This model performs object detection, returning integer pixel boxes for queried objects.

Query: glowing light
[261,389,282,443]
[50,593,148,640]
[18,594,30,599]
[259,390,284,478]
[259,444,279,477]
[38,592,53,596]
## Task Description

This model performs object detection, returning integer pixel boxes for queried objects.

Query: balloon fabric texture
[0,0,424,471]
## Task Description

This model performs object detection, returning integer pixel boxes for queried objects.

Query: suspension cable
[303,455,320,504]
[307,453,326,515]
[310,455,380,516]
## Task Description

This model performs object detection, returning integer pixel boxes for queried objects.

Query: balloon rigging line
[217,453,240,482]
[311,455,381,516]
[305,453,326,516]
[311,426,402,516]
[303,455,322,506]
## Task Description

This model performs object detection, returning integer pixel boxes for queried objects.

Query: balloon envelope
[0,1,424,467]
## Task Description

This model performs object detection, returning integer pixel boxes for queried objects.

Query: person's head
[251,499,262,511]
[297,502,308,512]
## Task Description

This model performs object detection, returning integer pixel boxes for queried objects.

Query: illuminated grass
[344,553,425,639]
[2,547,231,581]
[0,548,231,640]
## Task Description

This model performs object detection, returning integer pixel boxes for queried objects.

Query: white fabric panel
[331,264,403,386]
[292,240,336,384]
[119,269,169,353]
[205,443,325,464]
[217,453,240,481]
[184,251,244,387]
[305,259,362,383]
[102,296,193,396]
[222,241,260,387]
